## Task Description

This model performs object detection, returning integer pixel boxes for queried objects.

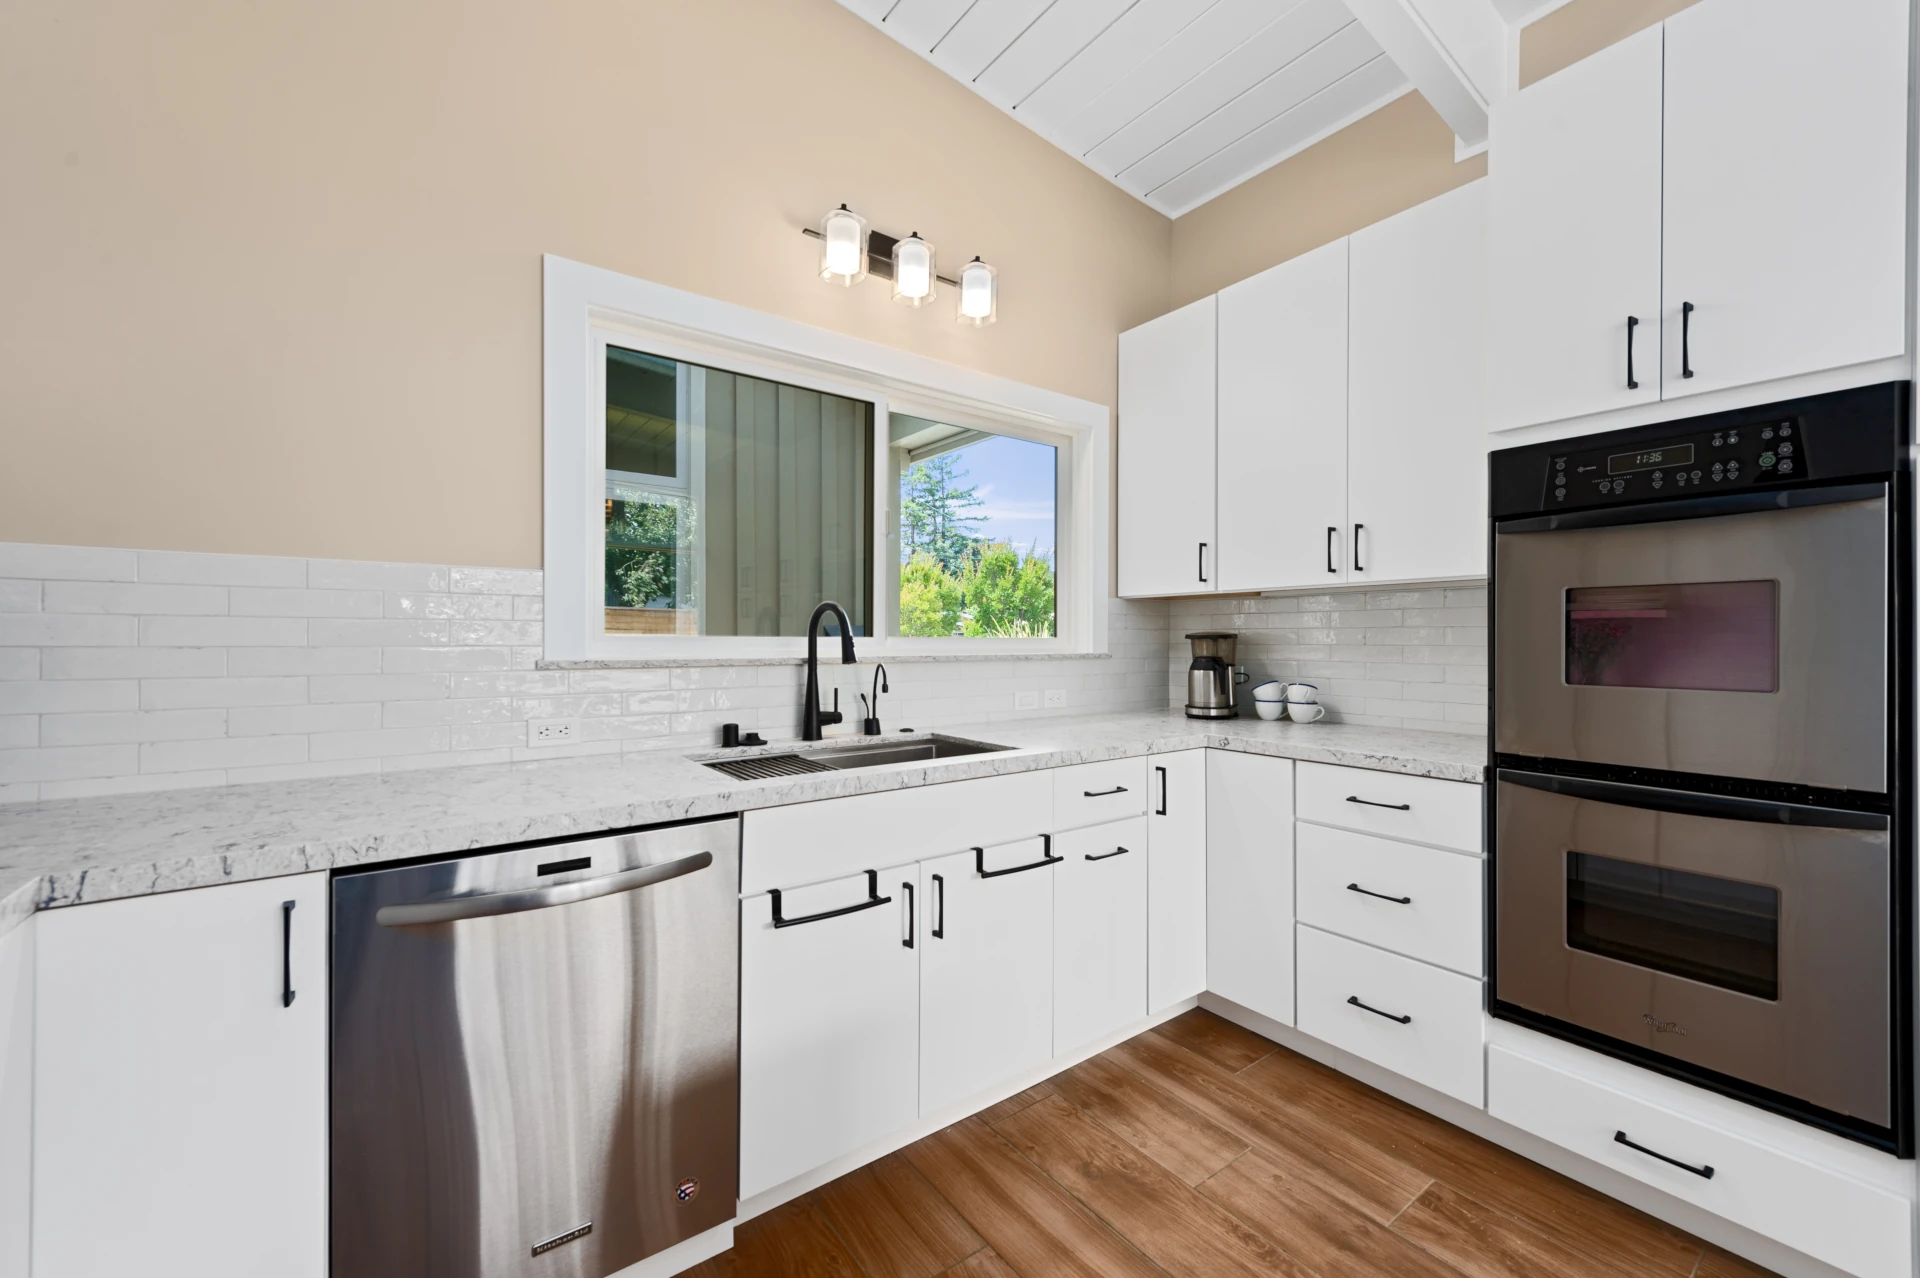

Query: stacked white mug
[1281,682,1324,723]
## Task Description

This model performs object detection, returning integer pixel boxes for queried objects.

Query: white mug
[1286,700,1326,723]
[1281,682,1319,704]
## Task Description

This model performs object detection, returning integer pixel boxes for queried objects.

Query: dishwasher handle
[376,849,713,927]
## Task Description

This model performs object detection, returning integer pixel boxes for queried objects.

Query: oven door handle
[1496,480,1885,535]
[1498,769,1888,831]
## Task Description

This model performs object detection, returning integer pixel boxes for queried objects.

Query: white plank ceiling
[839,0,1418,217]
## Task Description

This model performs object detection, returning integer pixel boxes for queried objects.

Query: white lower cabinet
[919,837,1057,1116]
[0,917,31,1278]
[1295,924,1484,1107]
[1489,1044,1913,1278]
[1295,822,1482,978]
[1053,818,1148,1056]
[32,874,329,1278]
[1205,751,1295,1027]
[1146,749,1207,1009]
[740,867,921,1199]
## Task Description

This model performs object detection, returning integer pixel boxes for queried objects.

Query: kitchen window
[542,256,1108,662]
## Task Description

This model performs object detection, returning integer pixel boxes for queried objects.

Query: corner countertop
[0,708,1486,936]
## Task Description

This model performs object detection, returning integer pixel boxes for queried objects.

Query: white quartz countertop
[0,708,1486,935]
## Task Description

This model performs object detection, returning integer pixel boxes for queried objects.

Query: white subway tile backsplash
[228,646,381,677]
[0,580,40,612]
[41,709,228,746]
[0,716,37,749]
[449,620,541,646]
[141,735,306,773]
[308,560,450,592]
[381,698,513,728]
[310,672,450,703]
[137,549,306,587]
[0,743,140,783]
[227,703,381,737]
[0,649,38,681]
[230,587,384,618]
[450,567,542,596]
[0,543,137,582]
[39,770,229,801]
[41,647,227,680]
[43,581,229,615]
[566,669,672,693]
[387,592,514,620]
[452,671,570,698]
[139,616,306,647]
[308,618,449,647]
[310,726,449,761]
[0,680,139,715]
[141,677,306,710]
[226,759,380,786]
[0,613,138,647]
[380,646,512,673]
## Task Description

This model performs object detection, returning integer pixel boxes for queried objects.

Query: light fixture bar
[802,226,959,288]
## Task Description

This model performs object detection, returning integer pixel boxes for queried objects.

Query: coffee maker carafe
[1185,631,1246,719]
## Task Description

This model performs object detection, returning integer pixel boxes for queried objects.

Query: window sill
[538,650,1112,670]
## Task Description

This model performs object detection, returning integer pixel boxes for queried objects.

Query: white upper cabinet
[1661,0,1909,400]
[1217,238,1350,592]
[1348,181,1489,585]
[1118,296,1217,597]
[1487,24,1664,432]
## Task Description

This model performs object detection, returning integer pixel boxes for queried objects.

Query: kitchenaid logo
[531,1223,592,1257]
[1642,1013,1688,1036]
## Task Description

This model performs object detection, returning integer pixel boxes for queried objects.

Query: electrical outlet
[528,718,579,747]
[1014,690,1040,710]
[1044,689,1067,708]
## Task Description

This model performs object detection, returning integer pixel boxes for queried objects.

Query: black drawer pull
[931,873,945,938]
[1346,795,1411,811]
[1614,1130,1714,1179]
[281,900,297,1009]
[976,836,1063,878]
[1346,882,1412,905]
[1086,845,1133,862]
[902,881,915,949]
[1347,995,1412,1025]
[1082,785,1129,797]
[771,869,892,928]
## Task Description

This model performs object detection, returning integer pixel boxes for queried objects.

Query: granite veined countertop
[0,708,1486,935]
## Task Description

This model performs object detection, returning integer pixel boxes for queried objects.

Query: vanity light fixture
[891,233,935,306]
[957,256,997,327]
[819,204,868,286]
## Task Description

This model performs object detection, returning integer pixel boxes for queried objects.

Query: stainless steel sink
[699,734,1010,780]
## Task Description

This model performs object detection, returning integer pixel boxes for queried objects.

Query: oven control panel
[1544,417,1806,509]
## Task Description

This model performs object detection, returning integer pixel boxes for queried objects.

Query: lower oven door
[1495,770,1892,1130]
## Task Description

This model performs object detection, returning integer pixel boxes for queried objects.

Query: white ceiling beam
[1340,0,1512,154]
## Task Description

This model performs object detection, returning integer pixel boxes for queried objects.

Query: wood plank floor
[681,1009,1782,1278]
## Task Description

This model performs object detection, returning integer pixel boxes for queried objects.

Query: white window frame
[543,254,1109,663]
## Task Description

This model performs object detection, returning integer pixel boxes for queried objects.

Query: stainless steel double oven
[1489,382,1913,1153]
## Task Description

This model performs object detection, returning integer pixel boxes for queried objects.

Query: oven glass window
[1565,851,1779,1000]
[1565,581,1777,692]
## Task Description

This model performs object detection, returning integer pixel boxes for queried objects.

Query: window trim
[543,254,1109,662]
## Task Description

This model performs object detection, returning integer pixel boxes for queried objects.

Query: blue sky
[948,435,1057,560]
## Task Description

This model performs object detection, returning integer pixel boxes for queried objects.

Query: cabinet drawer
[1296,762,1481,852]
[743,770,1052,893]
[1296,925,1483,1106]
[1052,758,1148,829]
[1488,1044,1912,1278]
[1296,824,1482,976]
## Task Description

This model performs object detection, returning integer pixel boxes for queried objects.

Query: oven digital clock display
[1607,443,1695,476]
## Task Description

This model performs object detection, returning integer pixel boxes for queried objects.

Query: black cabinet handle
[1626,315,1640,389]
[1326,526,1337,574]
[771,869,892,928]
[1346,882,1412,905]
[1086,845,1133,862]
[976,835,1063,878]
[1347,995,1412,1024]
[1681,301,1695,379]
[1198,542,1208,583]
[902,881,915,948]
[1083,785,1129,797]
[1352,523,1364,573]
[281,900,296,1009]
[931,873,945,938]
[1346,795,1411,811]
[1155,765,1168,816]
[1614,1130,1714,1179]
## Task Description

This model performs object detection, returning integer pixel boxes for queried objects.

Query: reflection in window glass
[1565,581,1777,692]
[603,346,872,637]
[890,415,1056,638]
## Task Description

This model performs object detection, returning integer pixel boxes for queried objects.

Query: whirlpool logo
[1642,1012,1687,1036]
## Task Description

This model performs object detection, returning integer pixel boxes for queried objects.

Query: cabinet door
[1217,238,1349,590]
[33,874,328,1278]
[920,839,1057,1115]
[1206,752,1295,1027]
[1487,24,1662,431]
[740,868,920,1198]
[0,918,29,1278]
[1662,0,1908,400]
[1146,750,1208,1009]
[1349,181,1489,584]
[1053,818,1148,1056]
[1118,296,1217,597]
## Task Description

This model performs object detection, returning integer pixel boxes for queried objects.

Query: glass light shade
[891,233,935,306]
[957,256,997,326]
[820,204,868,286]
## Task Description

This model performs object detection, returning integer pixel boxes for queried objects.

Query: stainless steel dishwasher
[330,817,739,1277]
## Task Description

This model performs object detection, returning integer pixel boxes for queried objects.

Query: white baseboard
[1200,994,1862,1278]
[736,996,1201,1223]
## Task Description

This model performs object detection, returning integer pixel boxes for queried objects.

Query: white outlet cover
[1044,689,1067,707]
[528,718,580,746]
[1014,691,1040,710]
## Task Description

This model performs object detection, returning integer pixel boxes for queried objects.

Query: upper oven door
[1494,486,1888,791]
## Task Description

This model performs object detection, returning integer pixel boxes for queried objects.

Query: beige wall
[0,0,1170,567]
[1170,0,1702,306]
